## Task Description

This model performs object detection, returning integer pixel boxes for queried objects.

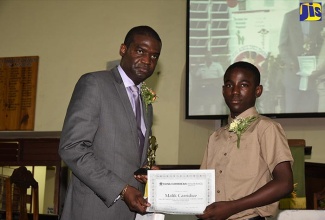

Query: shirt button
[219,170,222,173]
[224,153,227,156]
[217,190,220,193]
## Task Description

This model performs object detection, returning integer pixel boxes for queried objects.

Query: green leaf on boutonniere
[229,116,258,148]
[140,82,157,111]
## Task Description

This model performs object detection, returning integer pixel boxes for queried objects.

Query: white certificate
[146,169,215,215]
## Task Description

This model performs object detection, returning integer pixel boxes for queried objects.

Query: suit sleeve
[59,74,125,207]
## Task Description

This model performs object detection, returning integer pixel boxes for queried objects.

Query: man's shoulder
[287,8,299,16]
[84,68,115,76]
[80,68,119,81]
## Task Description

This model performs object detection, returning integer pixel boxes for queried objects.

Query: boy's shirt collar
[228,107,259,124]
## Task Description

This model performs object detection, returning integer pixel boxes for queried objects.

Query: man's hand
[308,70,323,88]
[122,185,150,214]
[134,165,160,184]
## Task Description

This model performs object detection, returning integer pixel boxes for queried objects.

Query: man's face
[222,67,263,118]
[119,34,161,85]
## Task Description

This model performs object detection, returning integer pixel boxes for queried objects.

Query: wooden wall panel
[0,56,38,130]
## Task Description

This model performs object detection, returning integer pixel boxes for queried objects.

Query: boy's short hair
[224,61,260,86]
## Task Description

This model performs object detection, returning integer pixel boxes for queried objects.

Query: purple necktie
[130,85,145,156]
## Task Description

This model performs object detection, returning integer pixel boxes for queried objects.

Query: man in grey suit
[278,2,324,113]
[59,25,162,220]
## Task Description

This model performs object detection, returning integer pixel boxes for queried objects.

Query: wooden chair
[313,187,325,210]
[288,139,306,198]
[279,139,306,209]
[5,166,39,220]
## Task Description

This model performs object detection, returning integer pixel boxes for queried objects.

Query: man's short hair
[224,61,260,86]
[123,26,162,47]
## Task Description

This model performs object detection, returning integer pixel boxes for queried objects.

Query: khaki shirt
[201,107,293,219]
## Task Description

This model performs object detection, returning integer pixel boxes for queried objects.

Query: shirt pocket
[228,134,260,179]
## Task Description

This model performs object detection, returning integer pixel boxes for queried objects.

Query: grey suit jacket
[59,67,153,220]
[278,8,324,89]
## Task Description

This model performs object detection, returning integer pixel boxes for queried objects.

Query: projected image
[187,0,325,118]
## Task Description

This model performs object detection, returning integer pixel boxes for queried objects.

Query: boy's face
[223,67,263,118]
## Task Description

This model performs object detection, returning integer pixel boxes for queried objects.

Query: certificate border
[147,169,215,214]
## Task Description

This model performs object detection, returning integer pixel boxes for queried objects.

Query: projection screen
[187,0,325,119]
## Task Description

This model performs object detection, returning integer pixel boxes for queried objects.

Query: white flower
[229,116,258,148]
[229,119,240,131]
[141,82,157,111]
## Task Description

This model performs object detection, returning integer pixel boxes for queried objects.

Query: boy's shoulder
[256,115,285,134]
[258,115,281,125]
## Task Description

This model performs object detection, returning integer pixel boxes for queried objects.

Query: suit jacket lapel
[112,67,140,158]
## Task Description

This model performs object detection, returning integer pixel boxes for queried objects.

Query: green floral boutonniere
[141,82,157,110]
[229,116,258,148]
